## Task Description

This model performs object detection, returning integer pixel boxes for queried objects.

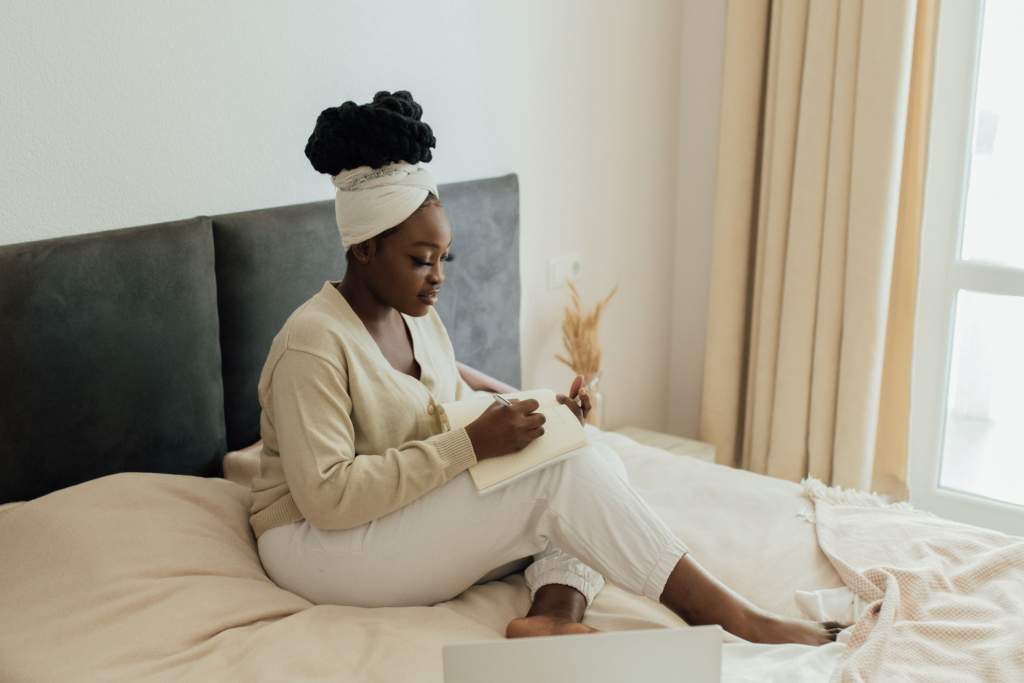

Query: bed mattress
[0,428,847,682]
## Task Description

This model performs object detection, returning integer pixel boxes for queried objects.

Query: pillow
[0,470,539,682]
[223,439,263,489]
[0,472,309,680]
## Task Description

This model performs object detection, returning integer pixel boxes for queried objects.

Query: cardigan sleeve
[270,348,478,531]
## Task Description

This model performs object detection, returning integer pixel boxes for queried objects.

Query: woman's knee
[591,441,629,480]
[549,445,625,484]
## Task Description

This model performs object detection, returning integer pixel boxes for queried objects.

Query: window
[909,0,1024,536]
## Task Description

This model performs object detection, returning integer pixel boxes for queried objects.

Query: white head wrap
[331,161,439,249]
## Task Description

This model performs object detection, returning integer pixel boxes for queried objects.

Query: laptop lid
[443,626,722,683]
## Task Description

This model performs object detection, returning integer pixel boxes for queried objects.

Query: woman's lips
[418,291,439,304]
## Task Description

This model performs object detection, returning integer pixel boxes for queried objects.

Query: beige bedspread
[0,430,844,682]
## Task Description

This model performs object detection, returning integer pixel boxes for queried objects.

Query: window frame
[908,0,1024,536]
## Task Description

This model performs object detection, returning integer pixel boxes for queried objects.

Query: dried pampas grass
[555,281,618,381]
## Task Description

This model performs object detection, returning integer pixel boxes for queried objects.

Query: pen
[492,393,513,407]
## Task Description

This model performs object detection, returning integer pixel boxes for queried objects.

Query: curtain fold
[698,0,937,495]
[871,0,937,499]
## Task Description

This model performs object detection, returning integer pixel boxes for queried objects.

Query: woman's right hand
[464,399,546,461]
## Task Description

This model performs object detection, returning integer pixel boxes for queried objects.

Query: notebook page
[439,389,587,492]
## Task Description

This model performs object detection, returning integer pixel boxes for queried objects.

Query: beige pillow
[0,472,310,680]
[222,440,263,489]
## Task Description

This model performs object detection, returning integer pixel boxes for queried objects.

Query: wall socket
[547,253,583,290]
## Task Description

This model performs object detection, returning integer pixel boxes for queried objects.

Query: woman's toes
[751,615,840,646]
[506,615,599,639]
[822,620,850,640]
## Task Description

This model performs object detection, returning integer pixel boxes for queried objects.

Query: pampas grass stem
[555,281,618,382]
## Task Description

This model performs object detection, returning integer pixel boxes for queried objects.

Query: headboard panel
[0,173,520,503]
[212,200,346,451]
[0,218,226,503]
[431,174,521,387]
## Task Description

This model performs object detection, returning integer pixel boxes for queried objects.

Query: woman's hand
[465,398,546,460]
[556,375,591,426]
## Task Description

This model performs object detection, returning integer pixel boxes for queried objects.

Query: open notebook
[438,388,587,493]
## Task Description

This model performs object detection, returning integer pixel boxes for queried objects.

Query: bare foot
[506,615,600,639]
[747,615,846,645]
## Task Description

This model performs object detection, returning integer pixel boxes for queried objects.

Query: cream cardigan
[248,281,487,539]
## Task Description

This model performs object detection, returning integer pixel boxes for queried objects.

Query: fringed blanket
[802,479,1024,682]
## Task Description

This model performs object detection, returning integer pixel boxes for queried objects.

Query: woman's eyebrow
[411,239,454,248]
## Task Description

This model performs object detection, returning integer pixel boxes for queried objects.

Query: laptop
[443,625,722,683]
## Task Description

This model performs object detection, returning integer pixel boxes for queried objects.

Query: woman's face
[360,201,453,316]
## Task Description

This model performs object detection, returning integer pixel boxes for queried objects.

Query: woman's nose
[428,263,444,285]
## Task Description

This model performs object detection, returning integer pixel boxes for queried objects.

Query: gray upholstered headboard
[0,173,520,504]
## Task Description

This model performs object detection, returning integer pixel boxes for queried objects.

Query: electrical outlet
[547,253,583,290]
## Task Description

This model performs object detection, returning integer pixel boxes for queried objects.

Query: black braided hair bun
[304,90,437,175]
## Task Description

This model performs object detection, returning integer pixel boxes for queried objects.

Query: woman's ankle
[527,584,587,622]
[659,555,771,636]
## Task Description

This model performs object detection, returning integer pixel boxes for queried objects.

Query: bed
[1,174,1019,682]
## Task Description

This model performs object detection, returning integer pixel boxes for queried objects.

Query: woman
[250,90,843,645]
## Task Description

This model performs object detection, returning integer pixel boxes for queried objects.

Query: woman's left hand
[556,375,591,426]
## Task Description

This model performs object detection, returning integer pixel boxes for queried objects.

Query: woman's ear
[349,239,376,265]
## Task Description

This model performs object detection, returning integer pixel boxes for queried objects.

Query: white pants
[257,438,689,608]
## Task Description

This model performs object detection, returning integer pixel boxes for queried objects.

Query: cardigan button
[427,403,435,415]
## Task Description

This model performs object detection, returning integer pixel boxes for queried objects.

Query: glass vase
[583,374,605,428]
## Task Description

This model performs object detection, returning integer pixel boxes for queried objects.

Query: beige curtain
[699,0,937,496]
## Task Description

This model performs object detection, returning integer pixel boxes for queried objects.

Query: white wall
[668,0,726,437]
[0,0,724,435]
